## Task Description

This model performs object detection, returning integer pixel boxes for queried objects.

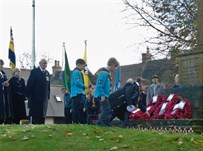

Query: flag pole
[30,0,36,124]
[62,42,66,69]
[84,40,87,62]
[32,0,36,69]
[82,40,90,94]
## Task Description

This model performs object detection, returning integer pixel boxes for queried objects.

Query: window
[54,95,62,102]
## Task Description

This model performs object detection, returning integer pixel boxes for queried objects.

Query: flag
[8,27,16,71]
[82,40,89,94]
[63,44,71,92]
[113,65,121,92]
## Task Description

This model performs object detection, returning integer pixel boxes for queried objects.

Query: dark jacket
[85,97,100,115]
[137,92,147,113]
[0,70,8,120]
[109,82,139,111]
[109,82,140,121]
[9,76,26,121]
[64,92,72,109]
[26,67,50,118]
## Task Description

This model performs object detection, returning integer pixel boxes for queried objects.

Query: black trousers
[31,117,45,124]
[64,108,72,124]
[0,119,4,124]
[72,94,86,124]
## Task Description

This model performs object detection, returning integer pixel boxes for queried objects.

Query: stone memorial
[178,0,203,119]
[179,49,203,85]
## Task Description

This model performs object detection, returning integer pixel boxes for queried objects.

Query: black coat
[0,70,8,120]
[26,67,50,118]
[85,97,100,115]
[109,82,139,120]
[9,76,26,121]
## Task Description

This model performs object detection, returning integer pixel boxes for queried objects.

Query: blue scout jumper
[94,68,112,126]
[70,68,86,124]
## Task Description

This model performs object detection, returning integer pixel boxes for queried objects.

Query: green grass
[0,124,202,151]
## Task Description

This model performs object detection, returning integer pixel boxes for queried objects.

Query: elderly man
[109,78,139,125]
[146,74,165,105]
[26,58,50,124]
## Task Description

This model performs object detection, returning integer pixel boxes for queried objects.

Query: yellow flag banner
[82,40,89,94]
[8,27,16,71]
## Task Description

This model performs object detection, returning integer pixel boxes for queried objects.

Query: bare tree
[41,53,54,65]
[19,52,32,69]
[19,51,53,69]
[122,0,198,59]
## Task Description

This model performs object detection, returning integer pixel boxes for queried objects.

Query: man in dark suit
[26,58,50,124]
[0,59,9,124]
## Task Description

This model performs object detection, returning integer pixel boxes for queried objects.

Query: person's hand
[70,109,72,113]
[145,111,150,116]
[4,82,9,87]
[101,96,105,102]
[83,108,86,112]
[2,81,9,87]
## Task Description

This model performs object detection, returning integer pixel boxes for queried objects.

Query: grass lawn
[0,124,202,151]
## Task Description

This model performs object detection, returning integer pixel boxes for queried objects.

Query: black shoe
[120,121,130,128]
[97,121,111,127]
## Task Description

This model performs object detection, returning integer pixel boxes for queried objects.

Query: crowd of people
[0,58,50,124]
[61,57,119,126]
[62,57,191,126]
[0,59,28,124]
[0,57,190,126]
[61,57,190,127]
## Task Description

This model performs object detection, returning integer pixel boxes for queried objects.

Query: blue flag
[113,65,121,92]
[8,27,16,71]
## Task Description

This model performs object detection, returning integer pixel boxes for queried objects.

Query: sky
[1,0,154,74]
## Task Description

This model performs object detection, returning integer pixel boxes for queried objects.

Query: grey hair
[13,68,21,73]
[39,58,47,64]
[0,59,4,65]
[126,78,134,84]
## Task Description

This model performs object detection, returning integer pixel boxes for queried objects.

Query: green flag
[63,50,71,92]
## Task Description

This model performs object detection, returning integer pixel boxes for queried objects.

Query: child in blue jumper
[70,59,87,124]
[94,57,119,126]
[61,88,72,124]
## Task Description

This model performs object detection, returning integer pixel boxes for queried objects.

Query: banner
[63,44,71,92]
[82,40,89,94]
[113,65,121,92]
[8,27,16,71]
